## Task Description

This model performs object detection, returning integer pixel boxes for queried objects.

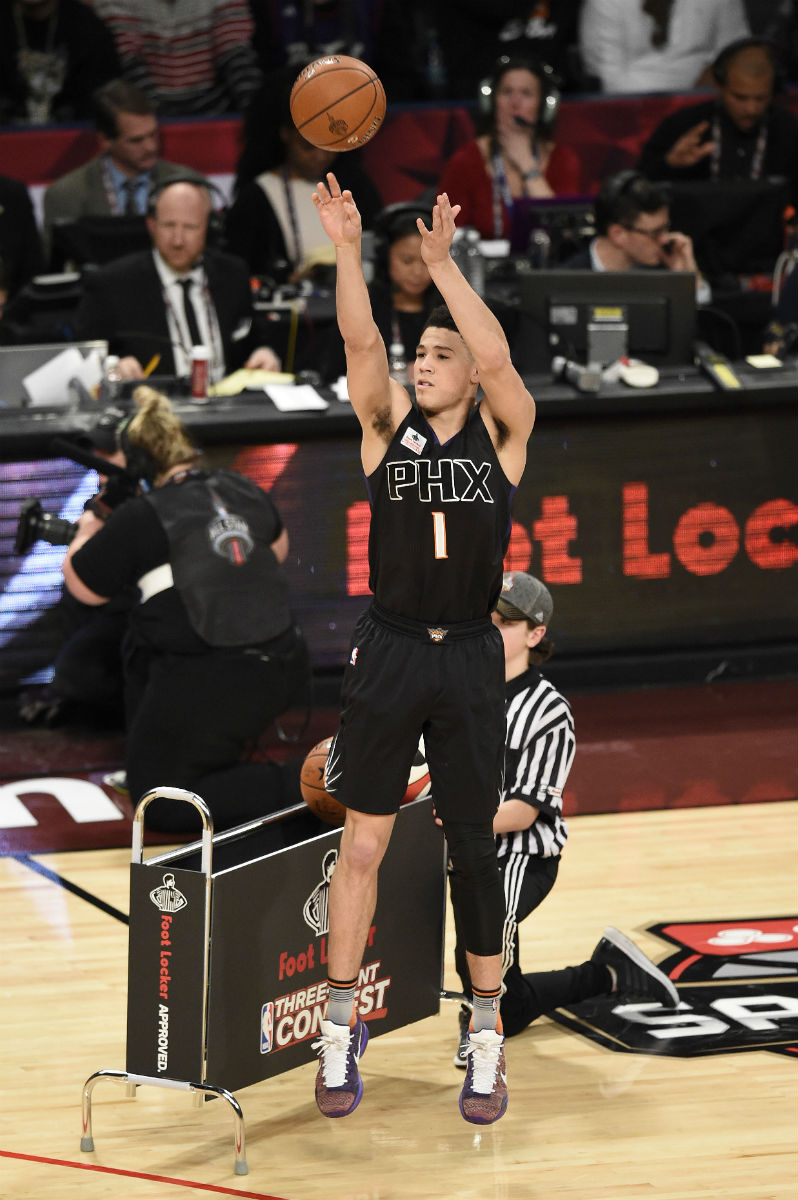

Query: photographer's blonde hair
[127,385,200,479]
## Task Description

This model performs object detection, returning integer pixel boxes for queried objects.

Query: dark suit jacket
[75,248,266,375]
[0,174,45,297]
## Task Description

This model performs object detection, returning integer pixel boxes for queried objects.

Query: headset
[115,411,160,489]
[711,36,785,92]
[369,200,434,280]
[594,170,671,236]
[477,55,561,138]
[146,175,229,244]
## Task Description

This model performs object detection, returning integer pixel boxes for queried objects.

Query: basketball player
[451,570,679,1066]
[311,173,535,1125]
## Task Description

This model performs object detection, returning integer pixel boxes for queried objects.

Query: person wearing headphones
[638,38,797,205]
[437,57,581,241]
[74,178,281,381]
[317,201,442,384]
[562,169,710,303]
[60,385,317,837]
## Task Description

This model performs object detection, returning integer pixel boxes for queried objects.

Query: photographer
[61,385,315,836]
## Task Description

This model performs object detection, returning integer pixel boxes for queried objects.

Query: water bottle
[389,340,409,386]
[463,228,486,297]
[99,354,123,404]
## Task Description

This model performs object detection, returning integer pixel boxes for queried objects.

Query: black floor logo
[552,917,798,1057]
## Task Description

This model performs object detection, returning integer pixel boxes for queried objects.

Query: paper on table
[210,368,294,396]
[265,384,329,411]
[23,346,86,407]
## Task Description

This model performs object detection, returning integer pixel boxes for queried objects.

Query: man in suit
[42,79,204,260]
[75,178,280,379]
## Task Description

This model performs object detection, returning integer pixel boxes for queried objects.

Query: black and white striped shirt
[497,667,574,860]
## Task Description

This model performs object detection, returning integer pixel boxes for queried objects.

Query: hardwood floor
[1,800,795,1200]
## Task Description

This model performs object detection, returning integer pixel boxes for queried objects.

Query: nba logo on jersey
[401,428,427,455]
[260,1001,275,1053]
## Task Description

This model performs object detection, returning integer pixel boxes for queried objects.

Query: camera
[13,433,142,556]
[14,499,77,553]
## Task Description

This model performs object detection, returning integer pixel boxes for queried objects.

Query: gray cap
[496,571,553,626]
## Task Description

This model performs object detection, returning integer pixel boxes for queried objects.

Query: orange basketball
[300,737,346,826]
[299,735,431,826]
[290,55,386,151]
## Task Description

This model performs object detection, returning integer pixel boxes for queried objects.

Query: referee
[451,570,679,1064]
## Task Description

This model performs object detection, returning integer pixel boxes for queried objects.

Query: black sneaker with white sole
[453,1004,471,1068]
[591,926,678,1008]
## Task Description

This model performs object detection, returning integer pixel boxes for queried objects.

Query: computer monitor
[666,177,789,280]
[516,269,697,366]
[49,215,151,270]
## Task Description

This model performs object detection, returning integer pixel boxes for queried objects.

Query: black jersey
[365,405,515,623]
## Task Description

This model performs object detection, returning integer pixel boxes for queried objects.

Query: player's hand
[659,230,698,273]
[664,120,715,168]
[313,172,362,245]
[417,192,462,268]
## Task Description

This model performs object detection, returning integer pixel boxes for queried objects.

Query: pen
[143,354,161,377]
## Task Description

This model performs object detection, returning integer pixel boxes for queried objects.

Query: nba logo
[260,1002,274,1054]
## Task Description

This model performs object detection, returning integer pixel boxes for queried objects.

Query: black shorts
[325,603,505,823]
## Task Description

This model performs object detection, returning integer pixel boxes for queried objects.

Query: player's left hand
[417,192,462,268]
[659,230,698,274]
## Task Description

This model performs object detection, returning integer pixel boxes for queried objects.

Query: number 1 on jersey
[432,511,448,559]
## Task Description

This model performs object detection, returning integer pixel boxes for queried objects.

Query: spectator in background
[0,173,45,299]
[0,0,121,125]
[562,170,710,302]
[638,38,798,206]
[578,0,749,94]
[438,57,581,241]
[93,0,263,116]
[317,200,442,384]
[251,0,377,73]
[389,0,584,103]
[226,69,381,285]
[42,80,206,260]
[75,179,281,381]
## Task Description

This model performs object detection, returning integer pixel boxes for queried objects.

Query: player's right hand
[313,171,362,245]
[665,120,715,168]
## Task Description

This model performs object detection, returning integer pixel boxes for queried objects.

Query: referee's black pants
[453,853,611,1037]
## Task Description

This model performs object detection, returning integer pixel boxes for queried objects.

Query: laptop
[666,177,790,280]
[0,341,108,409]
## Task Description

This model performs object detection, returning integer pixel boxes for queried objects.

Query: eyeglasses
[623,222,670,240]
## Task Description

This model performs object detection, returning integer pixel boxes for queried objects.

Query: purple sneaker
[313,1016,369,1117]
[458,1027,508,1125]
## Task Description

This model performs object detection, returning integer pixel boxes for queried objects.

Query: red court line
[668,953,701,980]
[0,1148,289,1199]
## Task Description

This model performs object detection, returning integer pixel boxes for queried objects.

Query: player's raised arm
[418,194,535,472]
[313,173,410,462]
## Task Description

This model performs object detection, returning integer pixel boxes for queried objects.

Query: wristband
[522,168,542,182]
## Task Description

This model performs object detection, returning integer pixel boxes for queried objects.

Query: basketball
[290,55,386,151]
[404,735,431,804]
[300,737,346,826]
[299,735,431,825]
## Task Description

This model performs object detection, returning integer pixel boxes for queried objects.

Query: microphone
[551,356,601,393]
[513,115,536,130]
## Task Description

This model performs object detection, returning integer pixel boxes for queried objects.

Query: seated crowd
[0,6,796,362]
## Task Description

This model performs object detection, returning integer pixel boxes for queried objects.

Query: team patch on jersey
[350,646,359,667]
[550,916,798,1057]
[400,427,427,455]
